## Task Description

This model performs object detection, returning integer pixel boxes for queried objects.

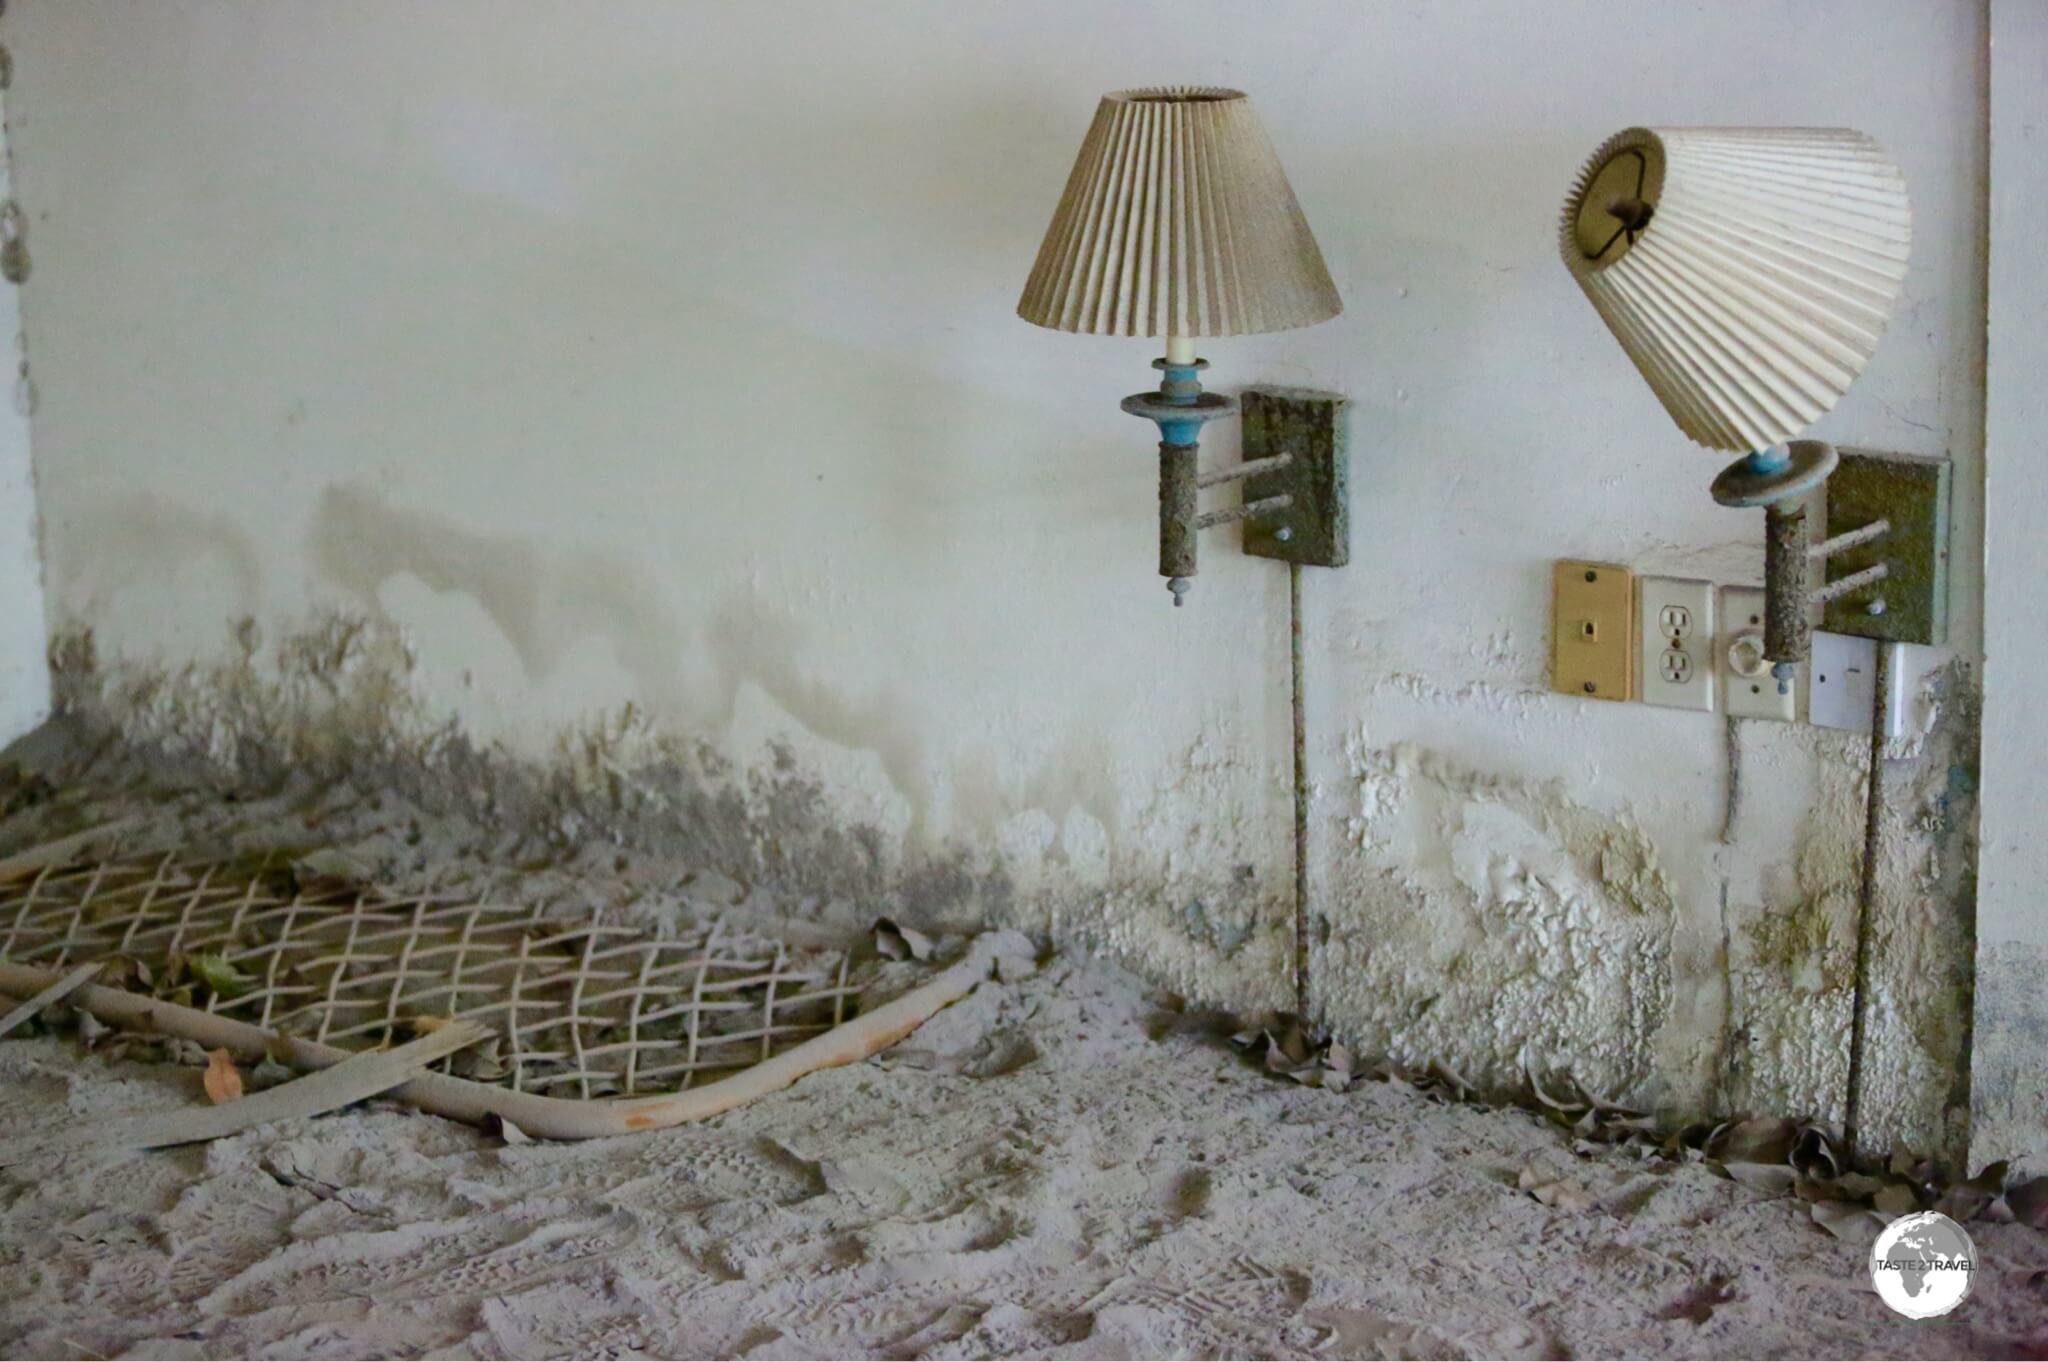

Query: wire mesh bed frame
[0,843,1009,1140]
[0,852,860,1100]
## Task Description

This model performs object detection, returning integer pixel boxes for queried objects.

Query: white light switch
[1810,631,1906,736]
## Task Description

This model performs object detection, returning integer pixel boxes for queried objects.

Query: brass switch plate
[1822,447,1951,646]
[1553,560,1635,701]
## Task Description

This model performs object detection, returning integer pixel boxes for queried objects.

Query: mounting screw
[1583,681,1596,693]
[1866,598,1887,616]
[1585,569,1598,582]
[1275,525,1294,543]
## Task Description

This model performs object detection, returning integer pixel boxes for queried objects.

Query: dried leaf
[1873,1182,1921,1216]
[202,1048,244,1105]
[1534,1179,1598,1212]
[248,1056,295,1090]
[1888,1146,1935,1182]
[453,1034,508,1082]
[2006,1175,2048,1229]
[1706,1115,1796,1166]
[1934,1185,1994,1223]
[1430,1061,1471,1101]
[1723,1161,1798,1196]
[95,955,153,990]
[1602,1113,1662,1135]
[873,918,934,962]
[1529,1069,1588,1114]
[190,953,254,999]
[1791,1124,1841,1180]
[1811,1199,1886,1243]
[1966,1159,2010,1194]
[1519,1164,1598,1212]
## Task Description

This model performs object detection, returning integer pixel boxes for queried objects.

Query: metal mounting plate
[1823,447,1951,646]
[1240,387,1348,567]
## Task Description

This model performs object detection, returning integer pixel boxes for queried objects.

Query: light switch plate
[1810,631,1907,736]
[1719,585,1795,721]
[1637,576,1715,711]
[1552,560,1634,702]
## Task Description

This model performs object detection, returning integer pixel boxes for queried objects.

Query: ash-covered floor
[1,744,2044,1360]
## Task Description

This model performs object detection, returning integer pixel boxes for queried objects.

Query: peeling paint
[1855,657,1978,1162]
[1712,659,1980,1164]
[1310,735,1676,1105]
[1719,732,1865,1128]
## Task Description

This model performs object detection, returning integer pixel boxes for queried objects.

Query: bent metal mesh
[0,853,856,1099]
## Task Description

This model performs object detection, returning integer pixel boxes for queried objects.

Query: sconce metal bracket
[1822,447,1951,646]
[1240,388,1349,568]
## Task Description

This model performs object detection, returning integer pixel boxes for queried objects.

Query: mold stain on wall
[26,462,1983,1156]
[1717,724,1868,1129]
[1309,734,1678,1107]
[1855,658,1979,1160]
[1974,940,2048,1168]
[1712,660,1981,1164]
[45,600,1294,1016]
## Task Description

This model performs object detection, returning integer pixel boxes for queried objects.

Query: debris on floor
[1227,1009,2048,1244]
[2,758,2047,1358]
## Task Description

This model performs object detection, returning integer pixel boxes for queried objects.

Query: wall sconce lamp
[1560,127,1916,688]
[1019,87,1344,606]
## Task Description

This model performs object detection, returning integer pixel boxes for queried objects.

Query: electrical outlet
[1718,586,1796,722]
[1810,631,1908,736]
[1637,577,1715,711]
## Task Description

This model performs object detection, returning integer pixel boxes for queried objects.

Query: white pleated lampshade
[1018,87,1342,339]
[1560,126,1911,452]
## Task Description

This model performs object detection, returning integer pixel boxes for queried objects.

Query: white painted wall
[1974,0,2047,1169]
[0,79,47,748]
[4,1,1992,1138]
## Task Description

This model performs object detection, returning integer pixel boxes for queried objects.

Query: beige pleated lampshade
[1560,126,1911,452]
[1018,87,1342,338]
